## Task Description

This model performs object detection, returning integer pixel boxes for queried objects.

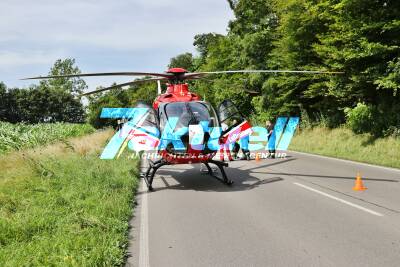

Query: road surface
[126,151,400,267]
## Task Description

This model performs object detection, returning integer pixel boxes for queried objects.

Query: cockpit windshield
[160,101,218,131]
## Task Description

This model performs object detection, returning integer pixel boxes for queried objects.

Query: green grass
[0,122,95,154]
[0,131,139,266]
[290,126,400,169]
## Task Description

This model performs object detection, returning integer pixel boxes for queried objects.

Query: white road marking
[294,182,384,217]
[289,150,400,173]
[139,180,150,267]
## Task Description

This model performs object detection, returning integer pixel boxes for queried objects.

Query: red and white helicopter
[25,68,342,190]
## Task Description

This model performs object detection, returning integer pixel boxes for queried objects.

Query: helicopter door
[218,100,244,128]
[217,99,252,145]
[126,102,160,152]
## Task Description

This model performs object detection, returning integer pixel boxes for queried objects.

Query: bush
[345,103,400,137]
[344,103,376,134]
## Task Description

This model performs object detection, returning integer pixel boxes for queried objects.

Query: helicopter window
[218,100,244,126]
[164,102,185,117]
[160,102,218,131]
[130,102,159,137]
[198,102,218,128]
[188,102,212,123]
[140,109,158,127]
[163,102,192,130]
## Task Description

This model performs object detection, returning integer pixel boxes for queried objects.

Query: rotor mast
[165,67,191,95]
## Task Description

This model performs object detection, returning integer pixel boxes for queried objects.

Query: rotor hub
[166,68,188,74]
[166,68,189,83]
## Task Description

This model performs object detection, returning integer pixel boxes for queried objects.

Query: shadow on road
[143,158,297,193]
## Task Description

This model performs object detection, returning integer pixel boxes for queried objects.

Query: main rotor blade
[22,72,173,80]
[183,73,206,79]
[80,77,168,96]
[187,69,344,75]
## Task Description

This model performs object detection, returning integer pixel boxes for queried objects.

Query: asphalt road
[126,151,400,267]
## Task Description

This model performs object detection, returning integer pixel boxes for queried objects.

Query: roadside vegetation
[0,130,139,266]
[2,1,397,136]
[165,0,400,139]
[290,110,400,169]
[291,126,400,169]
[0,2,398,265]
[0,122,94,154]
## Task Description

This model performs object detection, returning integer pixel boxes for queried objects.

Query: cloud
[0,0,234,87]
[0,50,65,70]
[0,0,232,50]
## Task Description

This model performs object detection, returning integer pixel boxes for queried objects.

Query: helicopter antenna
[157,80,162,94]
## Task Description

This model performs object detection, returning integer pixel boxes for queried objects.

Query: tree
[158,0,400,135]
[0,83,8,121]
[87,79,159,128]
[168,53,195,71]
[228,0,278,37]
[226,0,239,10]
[259,0,337,122]
[1,59,86,124]
[88,89,127,128]
[314,0,400,130]
[193,33,224,58]
[40,58,88,95]
[39,58,86,123]
[191,0,278,117]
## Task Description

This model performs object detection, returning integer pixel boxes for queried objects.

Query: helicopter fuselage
[152,83,219,165]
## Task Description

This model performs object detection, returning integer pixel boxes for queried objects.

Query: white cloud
[0,0,232,50]
[0,0,234,87]
[0,50,65,69]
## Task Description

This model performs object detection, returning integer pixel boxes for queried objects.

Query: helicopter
[24,67,342,191]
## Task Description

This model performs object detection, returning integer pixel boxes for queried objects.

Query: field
[290,126,400,169]
[0,122,95,154]
[0,129,139,266]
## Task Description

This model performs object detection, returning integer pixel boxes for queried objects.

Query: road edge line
[294,182,384,217]
[138,179,150,267]
[288,150,400,173]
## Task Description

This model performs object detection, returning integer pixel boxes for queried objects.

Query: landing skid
[202,160,234,186]
[141,159,233,191]
[141,159,170,191]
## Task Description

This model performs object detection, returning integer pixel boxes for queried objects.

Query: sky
[0,0,234,90]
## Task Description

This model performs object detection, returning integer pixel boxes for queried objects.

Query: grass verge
[0,130,139,266]
[290,126,400,169]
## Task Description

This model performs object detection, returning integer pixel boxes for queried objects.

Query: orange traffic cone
[353,172,367,191]
[255,153,261,161]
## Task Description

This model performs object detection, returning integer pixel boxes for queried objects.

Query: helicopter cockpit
[158,101,220,153]
[159,101,218,131]
[128,99,246,155]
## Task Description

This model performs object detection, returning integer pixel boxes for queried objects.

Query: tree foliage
[40,58,87,96]
[87,79,159,128]
[188,0,400,135]
[0,59,86,123]
[4,1,399,136]
[168,53,195,72]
